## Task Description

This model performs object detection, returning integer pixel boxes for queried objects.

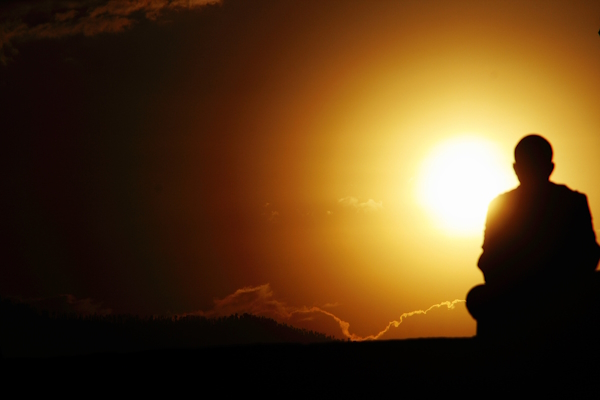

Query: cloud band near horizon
[183,283,465,341]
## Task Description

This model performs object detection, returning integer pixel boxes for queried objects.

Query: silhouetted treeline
[0,298,336,358]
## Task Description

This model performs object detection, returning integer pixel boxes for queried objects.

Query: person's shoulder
[550,182,588,200]
[549,183,591,213]
[487,187,519,212]
[491,187,519,203]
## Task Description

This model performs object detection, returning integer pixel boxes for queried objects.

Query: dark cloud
[0,0,221,65]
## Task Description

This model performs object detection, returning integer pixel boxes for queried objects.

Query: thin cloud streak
[0,0,222,65]
[357,299,466,341]
[338,196,383,213]
[184,284,465,341]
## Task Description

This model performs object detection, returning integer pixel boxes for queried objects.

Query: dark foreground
[4,338,600,395]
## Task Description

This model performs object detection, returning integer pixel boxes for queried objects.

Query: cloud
[182,284,351,334]
[193,284,288,318]
[184,283,465,341]
[268,211,279,222]
[338,196,383,213]
[262,202,280,222]
[358,299,466,341]
[0,0,222,65]
[20,294,113,316]
[55,10,78,23]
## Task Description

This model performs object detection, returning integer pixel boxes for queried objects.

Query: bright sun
[417,137,515,235]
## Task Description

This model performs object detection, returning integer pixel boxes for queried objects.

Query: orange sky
[2,0,600,340]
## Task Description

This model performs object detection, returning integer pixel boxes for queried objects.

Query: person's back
[467,135,600,341]
[480,182,598,287]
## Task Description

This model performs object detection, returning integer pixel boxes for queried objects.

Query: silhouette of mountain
[0,297,336,358]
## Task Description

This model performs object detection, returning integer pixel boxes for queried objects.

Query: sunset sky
[2,0,600,340]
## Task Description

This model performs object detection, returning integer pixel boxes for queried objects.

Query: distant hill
[0,298,336,358]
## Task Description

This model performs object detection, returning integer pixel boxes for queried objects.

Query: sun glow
[417,137,514,235]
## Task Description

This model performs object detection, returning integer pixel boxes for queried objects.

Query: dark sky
[2,0,284,313]
[1,0,372,312]
[2,0,599,339]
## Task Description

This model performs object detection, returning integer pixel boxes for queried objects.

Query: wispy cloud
[357,299,466,341]
[189,284,290,319]
[0,0,222,65]
[338,196,383,213]
[184,283,464,341]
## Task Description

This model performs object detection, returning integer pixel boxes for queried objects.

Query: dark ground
[4,338,600,396]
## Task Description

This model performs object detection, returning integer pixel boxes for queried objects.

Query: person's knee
[466,284,488,320]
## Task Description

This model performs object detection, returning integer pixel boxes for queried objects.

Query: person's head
[513,134,554,186]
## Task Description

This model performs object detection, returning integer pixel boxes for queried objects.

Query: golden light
[417,137,514,235]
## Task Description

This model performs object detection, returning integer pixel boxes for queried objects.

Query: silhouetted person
[467,135,600,342]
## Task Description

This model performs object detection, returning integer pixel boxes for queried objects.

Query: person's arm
[572,193,600,272]
[478,196,505,283]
